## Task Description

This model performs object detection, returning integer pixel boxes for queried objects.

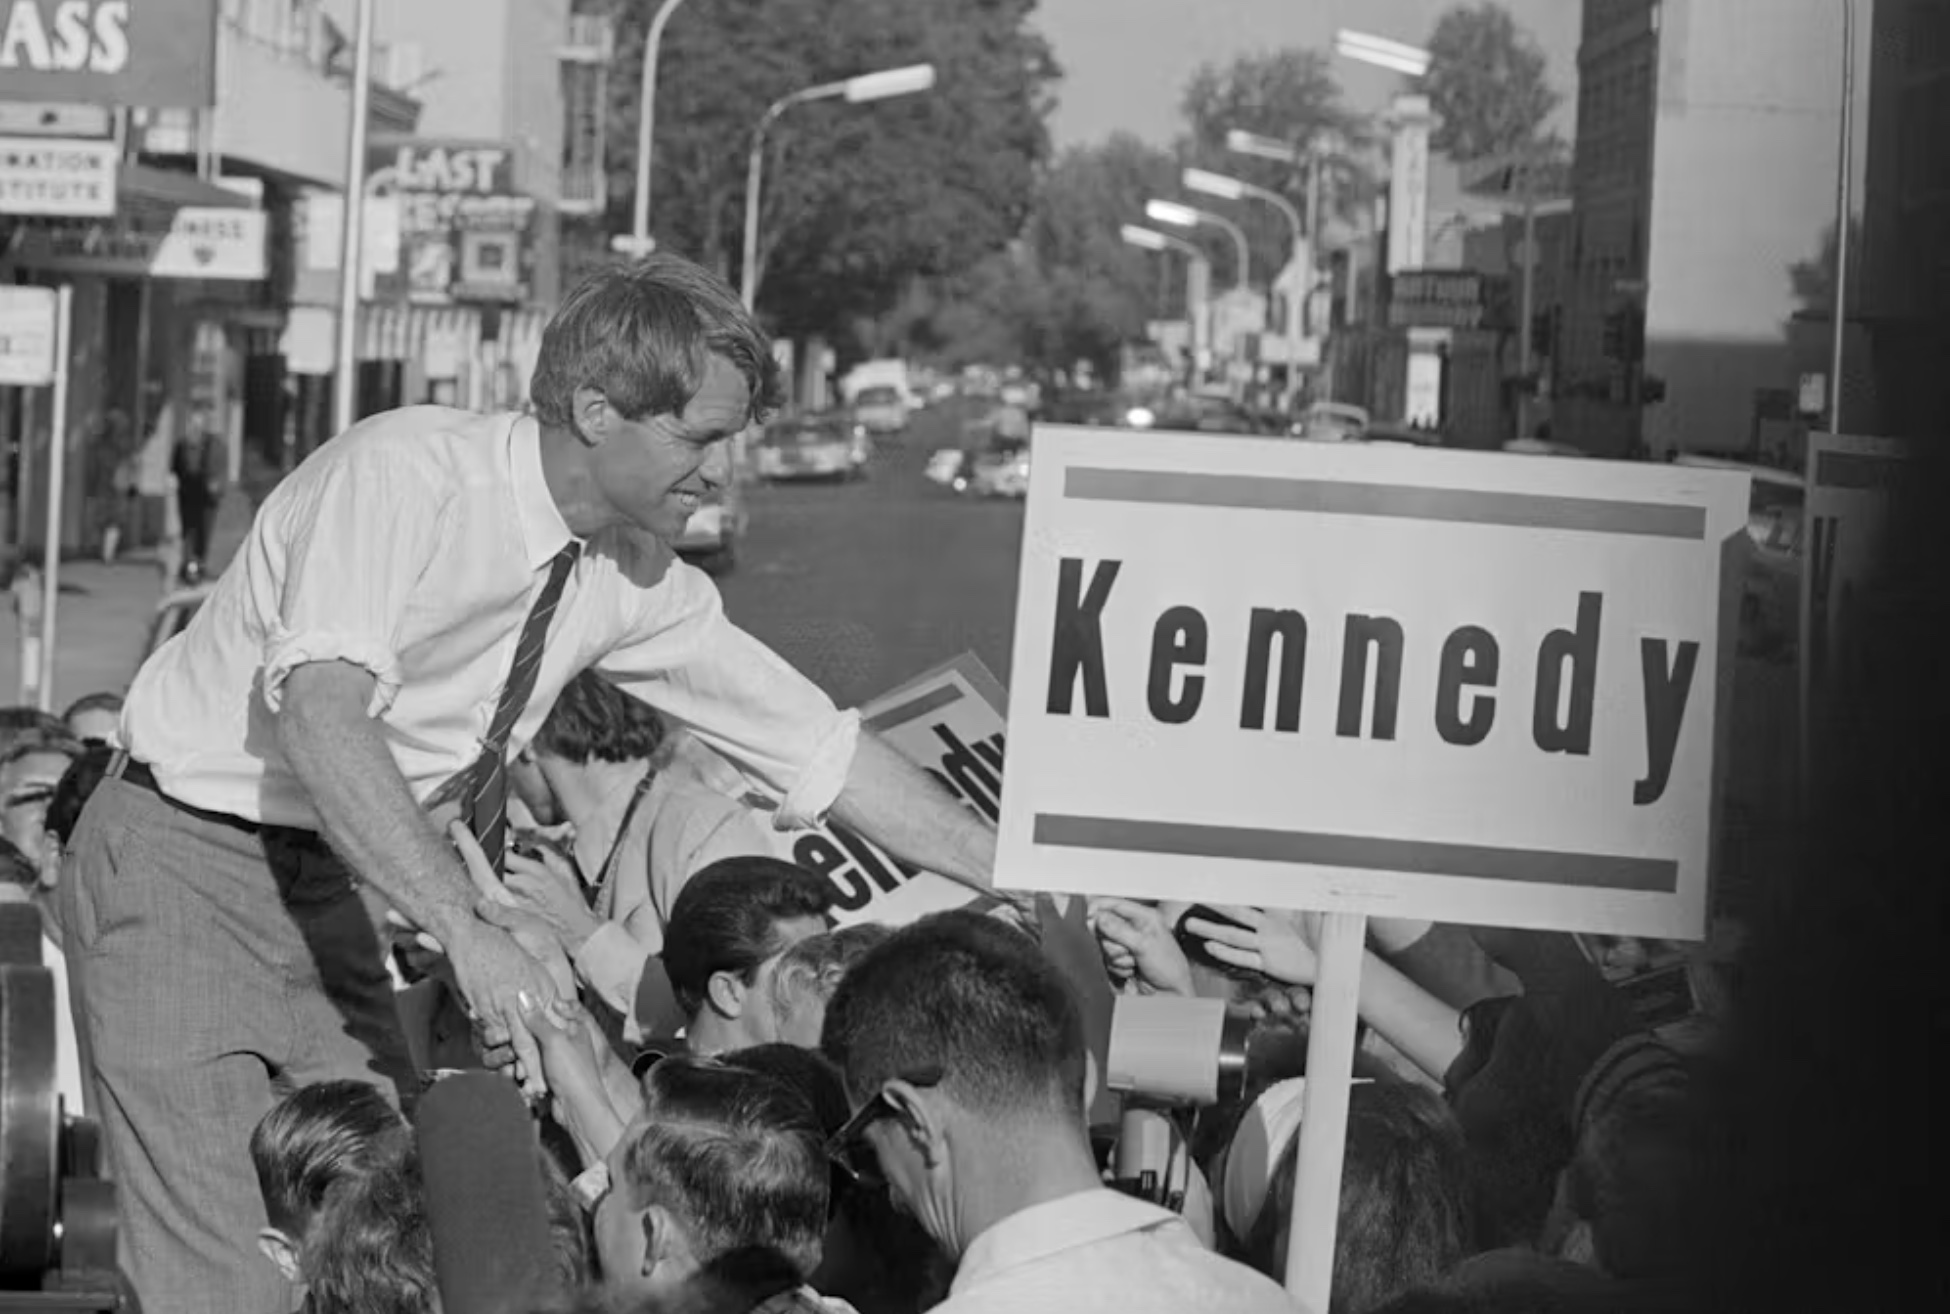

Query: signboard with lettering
[0,1,219,110]
[0,134,116,215]
[368,138,536,306]
[672,653,1008,927]
[1387,270,1511,331]
[7,203,266,279]
[998,427,1751,940]
[0,285,59,385]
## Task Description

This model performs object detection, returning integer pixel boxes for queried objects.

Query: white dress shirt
[939,1189,1303,1314]
[124,407,859,830]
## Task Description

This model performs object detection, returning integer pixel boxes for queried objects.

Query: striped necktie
[431,542,580,874]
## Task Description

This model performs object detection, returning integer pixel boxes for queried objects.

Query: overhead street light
[618,0,694,259]
[1145,198,1251,291]
[1334,29,1433,77]
[1122,224,1212,375]
[741,62,937,310]
[1184,167,1308,405]
[1225,128,1300,166]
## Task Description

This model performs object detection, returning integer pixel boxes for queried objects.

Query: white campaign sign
[673,653,1008,927]
[0,285,59,386]
[998,427,1751,940]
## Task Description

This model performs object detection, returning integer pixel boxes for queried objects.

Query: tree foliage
[1423,2,1560,162]
[1177,49,1370,290]
[586,0,1055,339]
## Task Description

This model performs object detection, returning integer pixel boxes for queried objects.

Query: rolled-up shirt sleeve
[596,559,859,830]
[259,446,454,719]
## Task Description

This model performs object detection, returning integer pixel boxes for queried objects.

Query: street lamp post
[1333,28,1432,77]
[620,0,691,259]
[1186,165,1306,407]
[741,63,936,311]
[1145,198,1250,292]
[331,0,376,437]
[1122,223,1212,380]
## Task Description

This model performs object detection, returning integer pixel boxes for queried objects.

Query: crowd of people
[0,251,1864,1314]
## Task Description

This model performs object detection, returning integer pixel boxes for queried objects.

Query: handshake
[387,818,608,1101]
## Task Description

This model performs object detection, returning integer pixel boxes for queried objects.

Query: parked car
[1294,402,1371,442]
[852,385,909,435]
[754,414,868,482]
[672,429,750,574]
[1674,454,1804,662]
[964,437,1031,498]
[1145,395,1274,436]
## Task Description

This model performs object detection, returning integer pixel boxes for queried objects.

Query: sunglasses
[823,1065,944,1189]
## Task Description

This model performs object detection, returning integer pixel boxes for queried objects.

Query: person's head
[511,670,668,826]
[61,691,124,748]
[768,922,896,1048]
[302,1148,436,1314]
[1236,1078,1475,1314]
[819,911,1091,1258]
[662,856,835,1052]
[249,1080,409,1288]
[529,256,783,544]
[593,1056,827,1311]
[0,707,67,758]
[0,731,83,867]
[37,743,114,897]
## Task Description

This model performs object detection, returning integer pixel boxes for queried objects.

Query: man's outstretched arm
[827,730,998,895]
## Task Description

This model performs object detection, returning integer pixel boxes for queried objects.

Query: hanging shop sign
[367,138,536,306]
[7,202,266,279]
[0,134,117,215]
[0,2,220,110]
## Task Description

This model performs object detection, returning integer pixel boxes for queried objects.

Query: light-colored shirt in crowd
[937,1188,1302,1314]
[121,408,858,831]
[573,767,772,1027]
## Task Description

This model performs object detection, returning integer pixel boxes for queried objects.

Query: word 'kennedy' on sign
[1048,564,1695,807]
[998,428,1751,941]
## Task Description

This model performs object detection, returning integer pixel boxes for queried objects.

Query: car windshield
[857,387,900,405]
[770,421,847,445]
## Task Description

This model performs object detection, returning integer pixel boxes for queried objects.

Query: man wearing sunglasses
[821,912,1299,1313]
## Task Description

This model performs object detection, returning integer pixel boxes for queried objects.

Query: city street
[718,400,1025,709]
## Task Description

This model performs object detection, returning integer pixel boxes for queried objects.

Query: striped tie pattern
[429,543,580,874]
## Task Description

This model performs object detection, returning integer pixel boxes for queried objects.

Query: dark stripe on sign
[1062,468,1706,540]
[1032,814,1679,893]
[865,682,965,732]
[1815,449,1905,491]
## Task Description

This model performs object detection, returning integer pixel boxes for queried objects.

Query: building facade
[1559,0,1869,459]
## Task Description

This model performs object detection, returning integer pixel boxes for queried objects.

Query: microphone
[414,1071,561,1314]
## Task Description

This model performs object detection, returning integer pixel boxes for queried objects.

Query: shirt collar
[952,1189,1183,1295]
[509,412,577,569]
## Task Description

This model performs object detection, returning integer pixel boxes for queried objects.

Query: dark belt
[110,754,321,847]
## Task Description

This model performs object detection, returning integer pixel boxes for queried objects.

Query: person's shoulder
[304,406,510,486]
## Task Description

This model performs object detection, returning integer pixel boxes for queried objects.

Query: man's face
[586,355,751,544]
[593,1124,672,1305]
[861,1091,958,1254]
[1,751,74,864]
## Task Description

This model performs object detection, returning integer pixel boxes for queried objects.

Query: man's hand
[445,823,569,1099]
[1181,905,1323,988]
[1089,898,1195,997]
[503,846,602,953]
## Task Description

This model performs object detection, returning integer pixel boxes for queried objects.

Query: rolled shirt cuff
[262,624,406,719]
[772,708,861,832]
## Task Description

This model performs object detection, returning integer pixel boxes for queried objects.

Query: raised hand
[1088,897,1195,997]
[1180,905,1321,988]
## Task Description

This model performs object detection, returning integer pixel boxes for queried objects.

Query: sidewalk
[0,489,255,710]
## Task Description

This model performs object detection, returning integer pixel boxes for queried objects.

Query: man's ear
[880,1079,948,1169]
[256,1228,302,1282]
[641,1204,684,1276]
[705,969,746,1020]
[571,386,611,446]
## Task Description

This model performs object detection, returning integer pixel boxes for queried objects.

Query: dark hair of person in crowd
[662,856,837,1019]
[43,743,115,851]
[0,833,34,890]
[248,1080,409,1287]
[302,1146,436,1314]
[60,691,124,741]
[531,669,667,766]
[0,706,68,755]
[822,910,1087,1124]
[767,921,895,1040]
[0,728,82,775]
[617,1055,829,1300]
[1242,1079,1476,1314]
[1553,1084,1696,1284]
[527,254,783,431]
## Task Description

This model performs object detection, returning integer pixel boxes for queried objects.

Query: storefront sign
[999,427,1752,940]
[367,138,536,306]
[1387,270,1512,330]
[0,134,116,215]
[0,2,219,110]
[0,285,59,385]
[8,203,266,279]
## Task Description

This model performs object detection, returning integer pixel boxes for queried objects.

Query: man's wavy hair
[529,255,783,431]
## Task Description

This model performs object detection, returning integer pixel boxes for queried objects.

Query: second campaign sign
[998,428,1752,940]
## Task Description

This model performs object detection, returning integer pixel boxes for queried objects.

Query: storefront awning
[117,164,254,211]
